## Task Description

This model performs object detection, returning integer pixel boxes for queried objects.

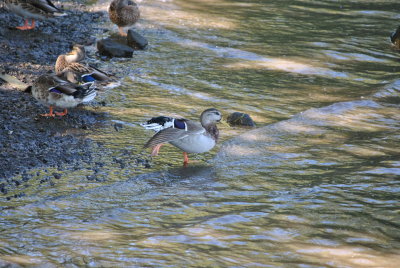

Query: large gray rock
[127,29,148,49]
[97,38,134,58]
[227,112,256,127]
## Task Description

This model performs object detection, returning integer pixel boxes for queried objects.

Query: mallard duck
[55,45,109,84]
[5,0,66,30]
[391,26,400,49]
[142,108,222,165]
[25,74,97,117]
[109,0,140,36]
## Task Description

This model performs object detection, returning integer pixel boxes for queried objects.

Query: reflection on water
[1,0,400,266]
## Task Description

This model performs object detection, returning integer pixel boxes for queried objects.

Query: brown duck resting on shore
[4,0,66,30]
[109,0,140,36]
[25,74,97,117]
[55,44,110,84]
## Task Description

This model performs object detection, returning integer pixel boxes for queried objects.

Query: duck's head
[65,44,86,63]
[200,108,222,126]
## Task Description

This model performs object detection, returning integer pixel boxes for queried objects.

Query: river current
[1,0,400,266]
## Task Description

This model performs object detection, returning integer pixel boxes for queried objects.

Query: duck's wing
[63,62,91,74]
[43,75,79,95]
[61,63,109,83]
[49,85,76,95]
[144,121,205,148]
[87,64,110,81]
[185,121,206,134]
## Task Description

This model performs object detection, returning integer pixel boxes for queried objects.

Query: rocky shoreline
[0,1,128,198]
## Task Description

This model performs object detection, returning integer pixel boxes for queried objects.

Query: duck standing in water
[142,108,223,166]
[55,45,109,84]
[5,0,66,30]
[25,74,97,117]
[109,0,140,36]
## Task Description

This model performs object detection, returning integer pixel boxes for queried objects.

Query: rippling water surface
[1,0,400,266]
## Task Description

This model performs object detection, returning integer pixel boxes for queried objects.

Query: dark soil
[0,1,124,196]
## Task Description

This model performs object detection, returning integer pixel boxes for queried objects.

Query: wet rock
[127,29,148,49]
[97,38,134,58]
[0,183,7,194]
[87,175,96,181]
[227,112,256,127]
[114,123,123,132]
[391,26,400,48]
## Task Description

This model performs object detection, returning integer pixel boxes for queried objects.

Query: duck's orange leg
[151,144,163,156]
[118,27,127,36]
[55,109,68,116]
[40,106,56,117]
[16,19,35,30]
[183,152,189,166]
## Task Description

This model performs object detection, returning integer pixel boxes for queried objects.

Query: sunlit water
[1,0,400,266]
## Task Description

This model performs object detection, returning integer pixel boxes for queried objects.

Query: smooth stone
[127,29,148,49]
[391,26,400,44]
[97,38,134,58]
[227,112,256,127]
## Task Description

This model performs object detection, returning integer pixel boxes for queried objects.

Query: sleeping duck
[25,74,97,117]
[109,0,140,36]
[142,108,223,166]
[5,0,66,30]
[55,45,109,84]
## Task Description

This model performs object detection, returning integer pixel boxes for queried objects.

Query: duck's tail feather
[89,71,109,81]
[73,82,97,102]
[80,70,109,83]
[141,116,174,132]
[141,116,188,132]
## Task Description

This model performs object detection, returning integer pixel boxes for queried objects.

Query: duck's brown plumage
[109,0,140,35]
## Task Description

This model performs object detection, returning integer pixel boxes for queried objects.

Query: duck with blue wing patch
[55,45,110,84]
[142,108,223,166]
[25,74,97,117]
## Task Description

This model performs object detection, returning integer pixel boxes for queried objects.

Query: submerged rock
[97,38,134,58]
[127,29,148,49]
[391,26,400,49]
[227,112,256,127]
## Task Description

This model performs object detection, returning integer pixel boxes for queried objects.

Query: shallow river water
[1,0,400,266]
